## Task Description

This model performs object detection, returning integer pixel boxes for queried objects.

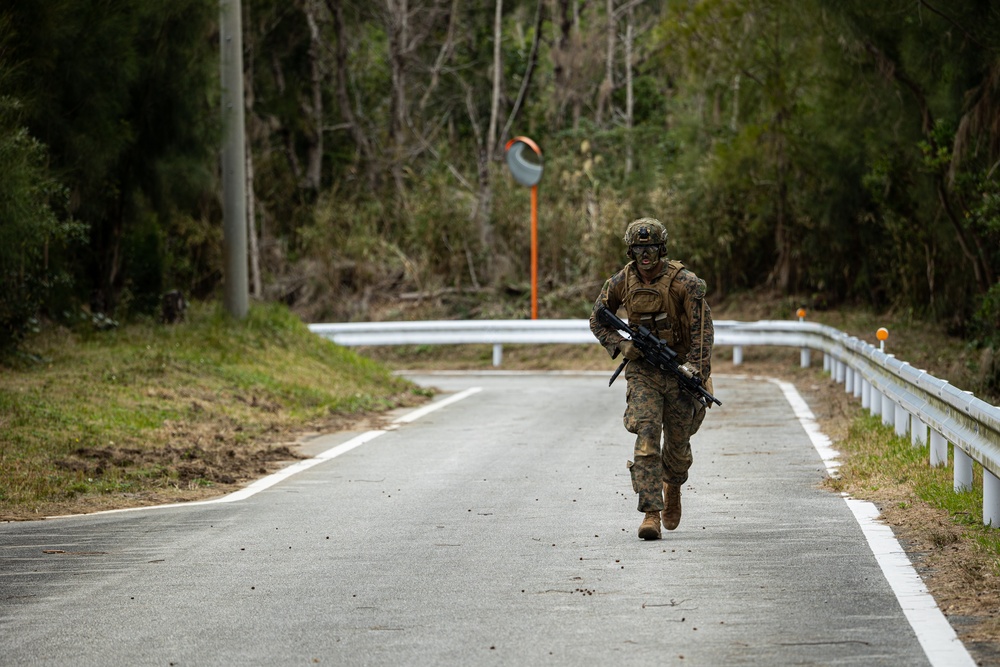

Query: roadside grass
[0,302,430,519]
[827,412,1000,583]
[822,405,1000,647]
[826,407,1000,648]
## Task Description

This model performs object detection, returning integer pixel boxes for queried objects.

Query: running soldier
[589,217,715,540]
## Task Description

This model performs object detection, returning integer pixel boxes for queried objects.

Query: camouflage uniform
[589,248,714,513]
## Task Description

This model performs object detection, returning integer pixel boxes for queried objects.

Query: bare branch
[417,0,459,115]
[499,0,544,148]
[918,0,990,52]
[612,0,645,21]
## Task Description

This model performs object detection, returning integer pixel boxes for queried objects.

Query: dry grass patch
[0,302,430,520]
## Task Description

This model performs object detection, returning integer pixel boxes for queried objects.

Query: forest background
[3,0,1000,393]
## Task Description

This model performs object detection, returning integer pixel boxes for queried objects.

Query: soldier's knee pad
[635,433,660,457]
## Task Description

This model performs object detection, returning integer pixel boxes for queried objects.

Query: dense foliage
[2,1,1000,361]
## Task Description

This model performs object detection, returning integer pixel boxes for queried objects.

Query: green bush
[0,97,83,351]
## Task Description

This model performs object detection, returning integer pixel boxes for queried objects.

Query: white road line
[392,387,482,423]
[772,377,976,667]
[222,429,388,502]
[46,387,483,519]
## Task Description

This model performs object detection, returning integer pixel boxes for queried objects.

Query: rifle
[598,305,722,407]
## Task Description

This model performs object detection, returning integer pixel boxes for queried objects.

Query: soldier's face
[632,244,661,270]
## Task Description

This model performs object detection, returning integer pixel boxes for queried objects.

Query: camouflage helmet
[623,217,668,256]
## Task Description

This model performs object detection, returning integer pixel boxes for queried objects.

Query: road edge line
[771,377,976,667]
[44,387,483,519]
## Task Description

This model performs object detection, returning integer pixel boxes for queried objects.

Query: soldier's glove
[619,340,643,361]
[681,365,715,408]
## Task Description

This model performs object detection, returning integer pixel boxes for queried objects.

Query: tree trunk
[244,1,262,298]
[624,4,634,176]
[386,0,409,199]
[936,178,989,291]
[773,155,793,292]
[95,210,123,314]
[731,73,740,131]
[571,1,581,129]
[552,0,573,129]
[486,0,503,165]
[302,0,324,193]
[768,12,794,293]
[271,52,303,184]
[469,0,503,258]
[328,0,375,188]
[245,136,262,299]
[461,78,493,268]
[597,0,614,128]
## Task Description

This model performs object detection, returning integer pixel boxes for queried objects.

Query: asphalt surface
[0,372,972,665]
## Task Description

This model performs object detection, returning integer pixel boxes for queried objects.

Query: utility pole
[220,0,249,319]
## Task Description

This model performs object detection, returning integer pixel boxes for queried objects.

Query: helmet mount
[624,217,668,260]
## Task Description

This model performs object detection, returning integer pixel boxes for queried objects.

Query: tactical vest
[624,260,691,359]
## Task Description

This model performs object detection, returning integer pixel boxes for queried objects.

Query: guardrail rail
[309,318,1000,526]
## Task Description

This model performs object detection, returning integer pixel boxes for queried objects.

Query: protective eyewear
[631,244,660,257]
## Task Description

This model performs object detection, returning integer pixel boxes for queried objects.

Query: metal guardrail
[308,318,1000,526]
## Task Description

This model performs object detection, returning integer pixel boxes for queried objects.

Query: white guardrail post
[796,309,810,368]
[308,317,1000,526]
[985,472,1000,526]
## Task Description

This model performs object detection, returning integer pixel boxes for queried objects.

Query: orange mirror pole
[530,184,538,319]
[504,136,543,320]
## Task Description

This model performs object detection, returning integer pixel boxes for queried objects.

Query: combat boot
[638,511,662,540]
[662,483,682,530]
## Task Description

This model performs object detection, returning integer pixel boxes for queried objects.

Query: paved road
[0,373,974,665]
